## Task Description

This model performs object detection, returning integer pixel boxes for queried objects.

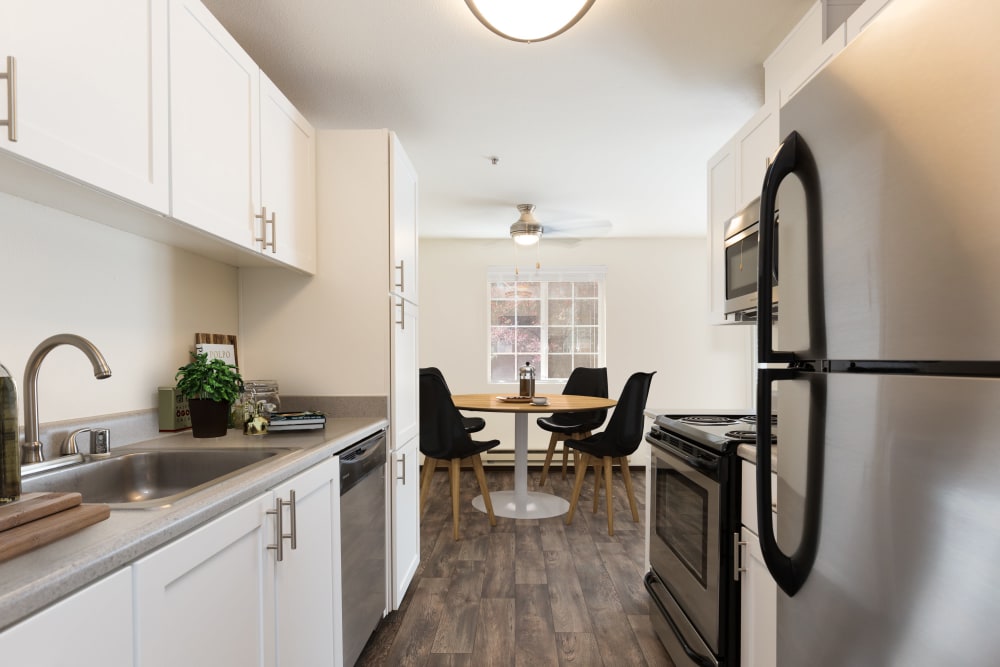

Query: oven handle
[644,434,720,474]
[644,572,717,667]
[756,366,823,597]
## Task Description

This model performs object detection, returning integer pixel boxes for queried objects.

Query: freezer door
[767,372,1000,666]
[766,0,1000,362]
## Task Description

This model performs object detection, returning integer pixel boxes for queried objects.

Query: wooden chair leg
[565,453,591,525]
[539,433,560,486]
[449,458,461,540]
[592,457,602,514]
[620,456,639,523]
[604,456,614,536]
[560,443,570,480]
[419,457,437,513]
[471,454,496,526]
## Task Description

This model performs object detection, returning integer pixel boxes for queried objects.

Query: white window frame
[487,265,607,384]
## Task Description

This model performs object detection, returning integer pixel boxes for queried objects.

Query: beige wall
[419,236,754,451]
[2,192,239,424]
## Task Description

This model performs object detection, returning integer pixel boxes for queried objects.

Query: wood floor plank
[481,532,516,599]
[472,598,516,667]
[555,632,604,666]
[431,560,486,653]
[628,613,675,666]
[515,524,547,585]
[539,519,571,552]
[597,541,650,615]
[590,607,650,667]
[515,583,560,666]
[382,577,452,666]
[544,549,592,634]
[426,653,477,667]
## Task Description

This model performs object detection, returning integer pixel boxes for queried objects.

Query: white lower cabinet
[739,460,777,667]
[390,434,419,608]
[134,456,340,667]
[0,568,133,665]
[740,526,777,667]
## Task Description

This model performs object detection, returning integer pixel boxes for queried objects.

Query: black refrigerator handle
[758,131,806,365]
[756,367,823,597]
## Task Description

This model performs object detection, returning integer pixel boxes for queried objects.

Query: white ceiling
[202,0,813,240]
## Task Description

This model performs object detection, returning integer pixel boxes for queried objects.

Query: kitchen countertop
[0,416,387,632]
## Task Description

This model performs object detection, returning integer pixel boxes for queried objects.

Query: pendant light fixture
[465,0,597,43]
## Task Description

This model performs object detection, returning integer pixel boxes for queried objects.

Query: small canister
[518,361,536,398]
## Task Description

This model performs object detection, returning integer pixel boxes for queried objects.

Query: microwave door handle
[756,367,823,597]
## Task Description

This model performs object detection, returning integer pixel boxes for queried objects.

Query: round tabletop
[451,393,617,413]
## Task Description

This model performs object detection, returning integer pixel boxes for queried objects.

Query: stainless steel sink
[21,448,295,509]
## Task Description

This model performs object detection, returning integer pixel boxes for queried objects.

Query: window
[488,266,606,383]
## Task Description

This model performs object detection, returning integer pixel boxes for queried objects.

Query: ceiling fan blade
[543,218,613,236]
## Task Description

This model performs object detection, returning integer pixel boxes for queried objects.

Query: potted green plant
[175,352,244,438]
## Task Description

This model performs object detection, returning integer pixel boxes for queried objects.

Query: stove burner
[724,429,778,444]
[679,415,739,426]
[739,414,778,426]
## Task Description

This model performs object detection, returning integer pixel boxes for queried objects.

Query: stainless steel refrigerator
[753,1,1000,664]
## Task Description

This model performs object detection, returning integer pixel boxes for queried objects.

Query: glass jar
[243,380,280,416]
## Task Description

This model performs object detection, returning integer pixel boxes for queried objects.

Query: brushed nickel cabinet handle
[397,452,406,484]
[267,496,285,562]
[396,299,405,330]
[254,206,276,253]
[1,56,16,142]
[733,531,747,582]
[286,489,297,550]
[395,260,405,292]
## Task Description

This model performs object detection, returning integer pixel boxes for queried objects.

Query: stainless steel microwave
[724,197,778,320]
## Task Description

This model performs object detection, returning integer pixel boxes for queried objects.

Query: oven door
[648,436,723,655]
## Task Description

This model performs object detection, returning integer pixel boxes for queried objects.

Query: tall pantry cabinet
[239,129,419,611]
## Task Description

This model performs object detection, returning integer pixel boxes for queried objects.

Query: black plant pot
[188,398,230,438]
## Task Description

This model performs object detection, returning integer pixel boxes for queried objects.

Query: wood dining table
[449,393,617,519]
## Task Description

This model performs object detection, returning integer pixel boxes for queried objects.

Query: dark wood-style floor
[357,463,674,666]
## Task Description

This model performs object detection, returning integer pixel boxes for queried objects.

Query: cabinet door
[0,0,169,212]
[391,296,419,448]
[706,142,736,325]
[259,71,317,274]
[168,0,259,248]
[737,104,778,209]
[390,434,420,609]
[740,527,777,667]
[390,133,419,302]
[134,493,275,667]
[0,568,133,665]
[271,457,337,667]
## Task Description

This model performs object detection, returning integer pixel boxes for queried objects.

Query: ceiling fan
[508,204,611,245]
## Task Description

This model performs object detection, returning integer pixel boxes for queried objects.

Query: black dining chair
[419,369,500,540]
[537,367,609,486]
[421,366,486,434]
[564,371,655,536]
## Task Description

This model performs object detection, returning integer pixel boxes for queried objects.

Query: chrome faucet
[22,334,112,464]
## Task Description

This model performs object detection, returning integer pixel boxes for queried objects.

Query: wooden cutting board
[0,492,83,533]
[0,503,111,563]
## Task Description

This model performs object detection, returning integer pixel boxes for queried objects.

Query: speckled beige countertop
[0,417,386,632]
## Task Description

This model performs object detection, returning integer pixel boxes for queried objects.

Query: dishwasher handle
[340,431,387,495]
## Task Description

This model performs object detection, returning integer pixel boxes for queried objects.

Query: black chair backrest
[419,368,472,459]
[552,366,609,428]
[422,366,451,393]
[602,371,656,457]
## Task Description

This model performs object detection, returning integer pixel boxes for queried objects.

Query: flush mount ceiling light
[465,0,597,43]
[510,204,543,246]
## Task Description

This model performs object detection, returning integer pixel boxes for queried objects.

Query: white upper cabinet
[168,0,259,250]
[0,0,169,213]
[168,0,316,273]
[390,133,419,304]
[736,103,778,210]
[259,72,317,274]
[706,142,736,325]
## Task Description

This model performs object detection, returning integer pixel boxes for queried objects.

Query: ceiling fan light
[465,0,596,43]
[512,230,541,246]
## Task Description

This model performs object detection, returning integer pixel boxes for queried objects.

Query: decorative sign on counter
[194,333,238,367]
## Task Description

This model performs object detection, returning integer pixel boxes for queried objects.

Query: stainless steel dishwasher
[339,431,387,667]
